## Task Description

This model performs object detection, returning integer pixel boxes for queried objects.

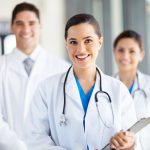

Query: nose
[122,51,130,59]
[77,43,86,53]
[22,24,31,33]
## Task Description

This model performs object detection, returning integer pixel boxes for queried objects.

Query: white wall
[40,0,67,58]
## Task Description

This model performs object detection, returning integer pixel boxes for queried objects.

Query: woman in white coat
[26,14,139,150]
[113,30,150,150]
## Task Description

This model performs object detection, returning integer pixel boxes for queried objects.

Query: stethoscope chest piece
[59,114,67,126]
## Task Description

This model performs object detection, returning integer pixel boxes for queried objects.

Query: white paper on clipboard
[101,117,150,150]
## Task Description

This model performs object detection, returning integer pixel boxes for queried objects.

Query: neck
[17,45,37,55]
[74,65,97,93]
[119,70,137,88]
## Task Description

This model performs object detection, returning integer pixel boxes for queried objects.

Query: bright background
[0,0,150,75]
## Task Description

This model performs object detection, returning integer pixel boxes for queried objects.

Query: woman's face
[66,23,103,70]
[113,38,144,73]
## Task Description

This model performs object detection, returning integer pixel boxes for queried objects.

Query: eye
[129,49,136,54]
[117,48,124,53]
[29,21,36,26]
[85,39,93,44]
[15,21,24,26]
[69,40,78,45]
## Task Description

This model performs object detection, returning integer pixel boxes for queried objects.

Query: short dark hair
[113,30,144,51]
[65,13,101,39]
[11,2,40,24]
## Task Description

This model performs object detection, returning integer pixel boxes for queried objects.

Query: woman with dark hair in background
[113,30,150,150]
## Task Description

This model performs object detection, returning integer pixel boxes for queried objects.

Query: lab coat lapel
[64,67,83,111]
[24,49,47,118]
[84,70,103,148]
[6,50,27,77]
[29,48,47,77]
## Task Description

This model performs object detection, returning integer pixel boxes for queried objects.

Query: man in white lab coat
[0,2,69,150]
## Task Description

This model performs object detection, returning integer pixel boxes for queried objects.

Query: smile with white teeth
[76,54,90,59]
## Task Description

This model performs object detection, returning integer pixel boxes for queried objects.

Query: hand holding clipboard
[101,117,150,150]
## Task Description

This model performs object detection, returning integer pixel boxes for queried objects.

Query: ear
[65,39,67,47]
[10,24,14,34]
[139,50,145,62]
[65,39,68,51]
[98,37,103,49]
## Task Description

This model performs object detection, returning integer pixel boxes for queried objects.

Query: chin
[120,68,132,72]
[75,63,94,70]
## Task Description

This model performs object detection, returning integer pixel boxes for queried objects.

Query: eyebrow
[68,38,76,41]
[14,20,23,23]
[83,36,92,39]
[14,19,38,23]
[68,36,93,41]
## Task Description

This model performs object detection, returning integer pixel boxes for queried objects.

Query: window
[4,34,16,54]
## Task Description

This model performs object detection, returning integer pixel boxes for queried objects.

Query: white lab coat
[26,67,139,150]
[116,71,150,150]
[0,45,70,150]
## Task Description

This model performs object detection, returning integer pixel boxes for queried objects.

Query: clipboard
[101,117,150,150]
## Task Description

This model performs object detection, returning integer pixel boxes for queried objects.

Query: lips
[20,33,32,39]
[75,54,90,60]
[120,60,130,65]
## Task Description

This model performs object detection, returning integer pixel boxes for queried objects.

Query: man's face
[11,10,41,53]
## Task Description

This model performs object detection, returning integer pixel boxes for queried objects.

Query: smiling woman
[25,14,140,150]
[66,23,102,80]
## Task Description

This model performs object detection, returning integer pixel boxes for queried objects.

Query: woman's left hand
[110,131,135,150]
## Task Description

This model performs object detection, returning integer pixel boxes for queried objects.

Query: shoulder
[101,72,129,101]
[103,73,126,89]
[49,53,70,67]
[37,72,65,93]
[138,71,150,88]
[138,71,150,95]
[138,71,150,80]
[40,48,70,72]
[42,48,69,64]
[0,50,16,63]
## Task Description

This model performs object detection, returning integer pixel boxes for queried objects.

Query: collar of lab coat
[12,45,42,62]
[135,70,149,98]
[115,71,148,99]
[5,45,46,77]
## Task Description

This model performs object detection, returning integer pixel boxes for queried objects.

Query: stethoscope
[59,66,114,127]
[132,73,147,98]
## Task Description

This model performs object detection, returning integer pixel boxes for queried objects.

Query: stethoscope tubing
[62,66,112,122]
[131,73,147,98]
[115,72,147,98]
